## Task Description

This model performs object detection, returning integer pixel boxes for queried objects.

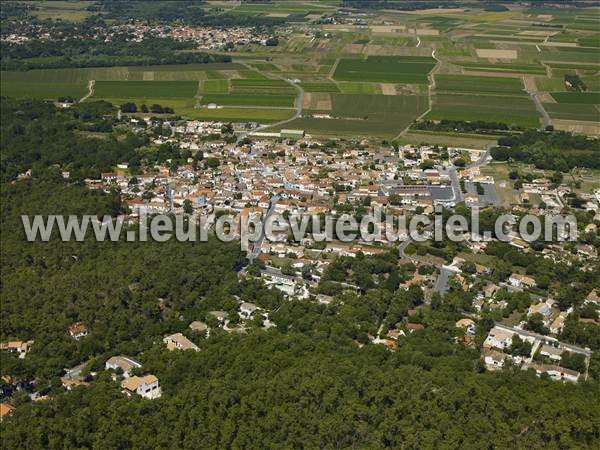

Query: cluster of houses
[482,324,591,383]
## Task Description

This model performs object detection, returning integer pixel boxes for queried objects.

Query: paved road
[236,63,304,143]
[494,323,592,356]
[247,194,280,262]
[433,266,454,295]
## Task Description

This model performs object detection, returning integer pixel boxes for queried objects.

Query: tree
[120,102,137,113]
[183,199,194,214]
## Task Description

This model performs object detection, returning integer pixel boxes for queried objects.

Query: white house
[105,356,142,378]
[121,375,161,399]
[163,333,199,351]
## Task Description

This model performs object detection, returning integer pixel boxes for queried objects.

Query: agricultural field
[293,93,427,138]
[550,92,600,104]
[299,81,341,93]
[426,93,540,128]
[201,80,230,94]
[435,75,525,95]
[0,80,88,100]
[543,103,599,122]
[93,81,199,99]
[333,56,436,84]
[199,93,295,108]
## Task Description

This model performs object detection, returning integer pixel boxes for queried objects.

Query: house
[0,340,34,359]
[483,327,513,350]
[455,318,477,335]
[0,403,16,421]
[121,375,161,399]
[549,312,568,334]
[405,323,425,333]
[531,364,580,383]
[105,356,142,378]
[68,322,89,340]
[527,300,554,320]
[508,273,536,289]
[585,289,600,306]
[189,321,209,336]
[239,302,259,319]
[483,350,506,370]
[208,310,228,323]
[163,333,199,351]
[539,345,562,362]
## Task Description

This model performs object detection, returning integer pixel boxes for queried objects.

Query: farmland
[199,93,295,108]
[435,75,525,95]
[333,56,436,84]
[93,81,199,99]
[426,93,540,128]
[550,92,600,104]
[0,80,87,99]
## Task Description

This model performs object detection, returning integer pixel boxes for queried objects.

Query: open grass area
[333,56,436,84]
[199,93,295,107]
[93,81,198,99]
[427,93,540,128]
[435,74,525,94]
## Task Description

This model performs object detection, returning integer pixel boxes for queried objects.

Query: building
[483,327,514,350]
[531,364,580,383]
[539,345,562,362]
[0,403,16,421]
[121,375,161,399]
[455,318,477,335]
[68,322,89,340]
[189,321,209,336]
[105,356,142,378]
[508,273,536,289]
[163,333,200,351]
[239,302,260,319]
[0,340,34,359]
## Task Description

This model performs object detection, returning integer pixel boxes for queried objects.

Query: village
[2,113,598,418]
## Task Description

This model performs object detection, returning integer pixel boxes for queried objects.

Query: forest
[491,130,600,171]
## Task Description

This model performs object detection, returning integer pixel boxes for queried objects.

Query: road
[528,91,552,130]
[236,64,304,144]
[494,323,592,356]
[433,266,454,295]
[247,194,280,262]
[79,80,95,103]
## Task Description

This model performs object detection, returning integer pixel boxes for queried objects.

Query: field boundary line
[393,47,440,140]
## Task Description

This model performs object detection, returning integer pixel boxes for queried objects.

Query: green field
[199,93,295,107]
[544,103,599,121]
[457,62,547,75]
[550,92,600,104]
[427,93,540,127]
[333,56,436,84]
[337,82,382,94]
[294,93,427,137]
[186,107,294,123]
[93,81,198,99]
[201,80,230,94]
[299,81,341,92]
[1,80,87,99]
[435,74,525,94]
[230,79,296,94]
